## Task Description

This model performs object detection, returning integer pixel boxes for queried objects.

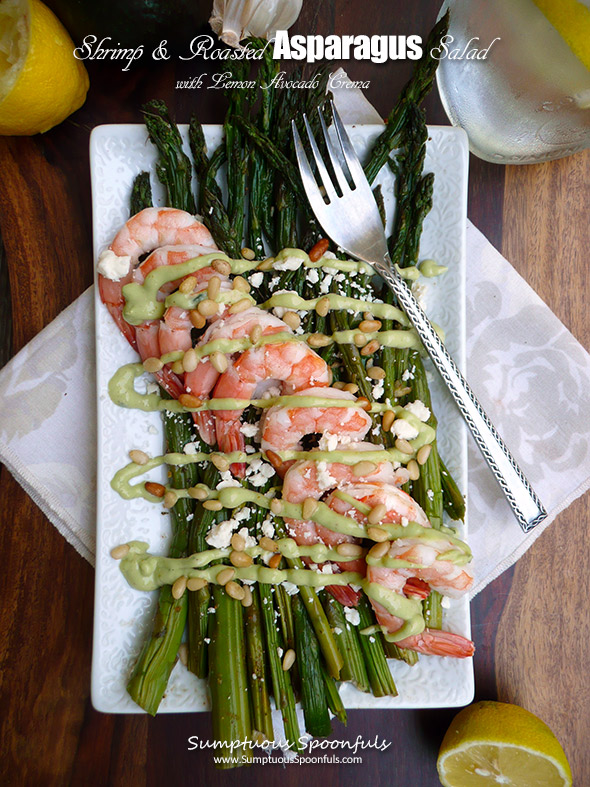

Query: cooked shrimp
[326,482,474,657]
[184,308,290,444]
[111,208,215,264]
[134,244,219,299]
[212,344,331,465]
[260,386,373,456]
[281,443,409,606]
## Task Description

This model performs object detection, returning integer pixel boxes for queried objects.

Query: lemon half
[437,701,572,787]
[0,0,89,135]
[532,0,590,72]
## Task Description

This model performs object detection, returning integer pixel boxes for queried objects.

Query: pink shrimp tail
[395,628,475,658]
[194,410,216,445]
[403,577,431,600]
[153,367,185,400]
[98,278,138,351]
[327,585,361,607]
[215,416,246,478]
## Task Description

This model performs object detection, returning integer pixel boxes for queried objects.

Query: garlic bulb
[210,0,303,48]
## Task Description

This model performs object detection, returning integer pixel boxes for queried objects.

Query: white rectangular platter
[91,123,473,713]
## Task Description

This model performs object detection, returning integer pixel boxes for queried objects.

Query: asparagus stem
[441,456,466,521]
[323,595,370,692]
[209,587,253,768]
[142,100,196,213]
[245,587,274,743]
[292,595,332,738]
[322,663,347,725]
[356,596,398,697]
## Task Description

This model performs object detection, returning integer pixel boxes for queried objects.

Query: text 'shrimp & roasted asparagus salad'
[94,15,474,765]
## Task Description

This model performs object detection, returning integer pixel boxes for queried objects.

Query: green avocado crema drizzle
[119,540,425,641]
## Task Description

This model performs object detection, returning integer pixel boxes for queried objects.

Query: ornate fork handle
[373,255,547,533]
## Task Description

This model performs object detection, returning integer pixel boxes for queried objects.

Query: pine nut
[129,449,149,465]
[353,333,368,347]
[368,541,389,560]
[163,490,178,508]
[353,461,378,477]
[143,356,163,373]
[363,311,375,321]
[241,247,256,260]
[315,297,330,317]
[266,451,283,471]
[179,276,197,294]
[260,536,279,552]
[203,499,223,511]
[309,238,329,262]
[179,393,203,409]
[407,459,420,481]
[367,526,388,542]
[343,382,359,394]
[333,381,346,390]
[361,340,380,356]
[368,503,387,525]
[172,576,187,599]
[395,438,415,455]
[268,553,282,569]
[257,257,274,271]
[233,275,250,293]
[226,580,246,600]
[417,444,432,465]
[178,643,188,666]
[211,453,230,472]
[359,319,382,333]
[230,550,253,568]
[394,385,412,398]
[250,324,262,343]
[187,577,208,591]
[302,498,319,519]
[269,498,284,515]
[357,397,372,411]
[212,258,231,276]
[282,648,296,671]
[189,309,206,329]
[145,481,166,498]
[382,410,396,432]
[231,533,246,552]
[216,567,235,586]
[110,544,130,560]
[182,348,198,373]
[367,366,386,380]
[336,542,364,557]
[207,275,221,300]
[210,351,228,374]
[282,311,300,330]
[188,485,209,500]
[197,298,219,317]
[308,333,331,348]
[229,298,251,315]
[241,585,253,607]
[171,360,185,375]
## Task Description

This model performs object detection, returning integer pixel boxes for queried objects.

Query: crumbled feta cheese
[97,248,131,281]
[320,564,334,574]
[401,516,409,527]
[261,518,275,538]
[274,255,303,271]
[392,419,419,441]
[183,442,199,455]
[240,422,260,439]
[343,607,361,626]
[372,380,384,400]
[401,368,414,381]
[205,520,236,549]
[306,268,319,284]
[319,273,334,294]
[245,445,256,453]
[277,647,284,657]
[146,382,159,395]
[332,626,342,635]
[316,461,336,491]
[246,458,275,487]
[236,527,256,549]
[248,272,263,287]
[440,596,451,609]
[427,489,434,501]
[319,432,339,452]
[405,400,431,422]
[282,581,299,596]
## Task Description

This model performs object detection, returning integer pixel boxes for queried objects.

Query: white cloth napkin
[1,78,589,596]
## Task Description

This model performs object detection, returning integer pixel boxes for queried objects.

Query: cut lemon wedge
[437,701,572,787]
[532,0,590,72]
[0,0,89,135]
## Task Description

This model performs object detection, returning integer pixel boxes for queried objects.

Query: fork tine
[292,120,322,204]
[317,109,350,195]
[301,114,338,203]
[330,101,366,184]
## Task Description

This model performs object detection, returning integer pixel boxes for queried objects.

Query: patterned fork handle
[374,254,547,533]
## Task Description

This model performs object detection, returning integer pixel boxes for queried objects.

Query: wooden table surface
[1,2,589,784]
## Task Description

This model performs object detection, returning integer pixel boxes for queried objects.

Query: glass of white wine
[436,0,590,163]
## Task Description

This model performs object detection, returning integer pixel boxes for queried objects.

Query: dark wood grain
[0,1,586,784]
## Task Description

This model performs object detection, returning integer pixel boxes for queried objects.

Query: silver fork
[292,104,546,533]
